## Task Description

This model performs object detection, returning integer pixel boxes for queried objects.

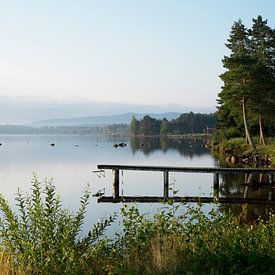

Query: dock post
[163,171,169,200]
[112,169,119,199]
[213,172,219,198]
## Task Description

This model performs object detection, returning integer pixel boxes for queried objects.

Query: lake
[0,134,273,234]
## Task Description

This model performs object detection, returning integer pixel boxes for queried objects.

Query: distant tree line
[216,15,275,148]
[0,124,129,136]
[130,112,217,136]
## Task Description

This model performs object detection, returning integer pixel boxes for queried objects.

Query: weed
[0,175,274,274]
[0,174,115,274]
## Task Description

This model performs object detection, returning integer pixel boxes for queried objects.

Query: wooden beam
[98,164,275,174]
[98,196,275,204]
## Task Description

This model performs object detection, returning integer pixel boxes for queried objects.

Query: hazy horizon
[0,1,274,124]
[0,96,215,125]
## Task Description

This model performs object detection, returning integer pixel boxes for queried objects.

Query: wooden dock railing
[96,164,275,203]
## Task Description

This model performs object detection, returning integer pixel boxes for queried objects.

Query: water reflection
[0,134,273,226]
[130,136,210,157]
[218,172,275,221]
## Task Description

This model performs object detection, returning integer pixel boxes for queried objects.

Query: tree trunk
[259,116,266,145]
[242,98,256,150]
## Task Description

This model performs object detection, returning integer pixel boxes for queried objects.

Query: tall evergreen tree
[218,20,256,149]
[249,16,275,145]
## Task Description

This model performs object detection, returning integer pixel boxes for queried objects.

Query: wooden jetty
[96,164,275,204]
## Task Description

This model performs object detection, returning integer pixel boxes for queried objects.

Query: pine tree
[218,20,256,149]
[249,16,275,145]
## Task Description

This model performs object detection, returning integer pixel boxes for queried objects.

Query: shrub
[0,174,115,274]
[0,175,274,274]
[112,204,275,274]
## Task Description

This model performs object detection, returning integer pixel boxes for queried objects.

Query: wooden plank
[98,196,275,204]
[98,164,275,174]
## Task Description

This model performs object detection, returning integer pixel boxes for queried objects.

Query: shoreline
[212,137,275,167]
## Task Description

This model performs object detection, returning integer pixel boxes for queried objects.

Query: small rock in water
[50,143,55,146]
[118,143,127,147]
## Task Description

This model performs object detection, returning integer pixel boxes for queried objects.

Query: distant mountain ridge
[30,112,181,127]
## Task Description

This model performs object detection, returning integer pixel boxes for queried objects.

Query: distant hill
[30,112,181,127]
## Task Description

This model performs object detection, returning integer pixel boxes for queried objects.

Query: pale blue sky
[0,1,274,119]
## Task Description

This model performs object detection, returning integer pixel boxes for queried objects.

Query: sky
[0,0,274,123]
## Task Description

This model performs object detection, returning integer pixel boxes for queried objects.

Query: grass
[212,137,275,166]
[0,176,274,274]
[113,204,275,274]
[256,138,275,165]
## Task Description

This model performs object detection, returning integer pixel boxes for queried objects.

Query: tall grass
[110,204,275,274]
[0,176,274,274]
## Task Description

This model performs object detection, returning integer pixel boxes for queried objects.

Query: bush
[110,204,275,274]
[0,174,115,274]
[0,175,274,274]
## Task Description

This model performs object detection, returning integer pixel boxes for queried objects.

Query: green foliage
[215,136,249,150]
[0,176,275,274]
[213,127,242,143]
[0,174,115,274]
[130,112,217,136]
[216,137,251,155]
[216,16,275,143]
[140,115,161,136]
[110,204,275,274]
[255,137,275,164]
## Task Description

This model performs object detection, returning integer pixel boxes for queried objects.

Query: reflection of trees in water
[218,172,275,221]
[130,136,210,157]
[130,136,275,221]
[218,203,274,223]
[219,170,274,201]
[130,137,160,156]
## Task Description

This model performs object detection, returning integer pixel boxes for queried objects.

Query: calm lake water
[0,134,273,233]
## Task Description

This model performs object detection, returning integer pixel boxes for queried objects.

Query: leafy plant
[0,175,274,274]
[112,203,275,274]
[0,174,115,274]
